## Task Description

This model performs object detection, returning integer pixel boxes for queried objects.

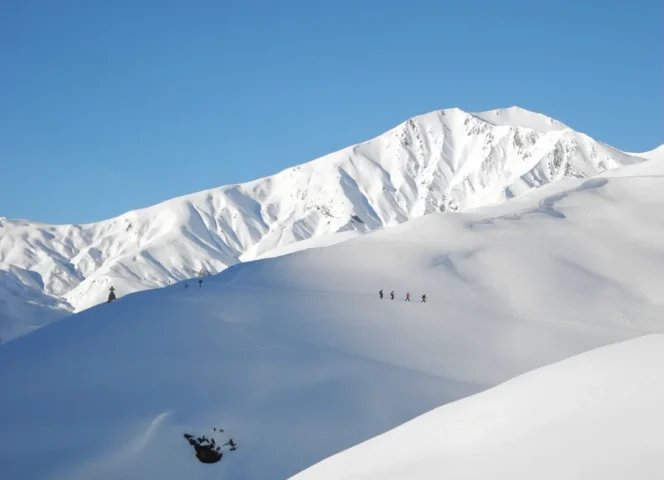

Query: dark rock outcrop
[183,430,238,464]
[184,433,223,464]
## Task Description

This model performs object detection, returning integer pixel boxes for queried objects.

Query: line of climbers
[108,283,426,305]
[107,276,204,303]
[379,289,426,303]
[184,279,204,289]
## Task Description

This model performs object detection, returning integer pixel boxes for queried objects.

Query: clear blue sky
[1,0,662,224]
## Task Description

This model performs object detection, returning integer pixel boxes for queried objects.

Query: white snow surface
[633,144,664,162]
[1,157,664,479]
[0,106,654,340]
[292,334,664,480]
[470,105,570,132]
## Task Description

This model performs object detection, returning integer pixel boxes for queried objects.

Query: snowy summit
[0,106,656,341]
[1,133,664,479]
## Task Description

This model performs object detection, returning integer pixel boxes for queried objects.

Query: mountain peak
[469,106,569,133]
[0,107,647,339]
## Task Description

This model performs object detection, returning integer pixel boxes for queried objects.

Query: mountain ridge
[2,153,664,479]
[0,106,658,340]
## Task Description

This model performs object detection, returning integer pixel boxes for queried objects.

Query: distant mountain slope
[0,106,653,339]
[291,334,664,480]
[632,144,664,162]
[0,269,71,342]
[1,157,663,479]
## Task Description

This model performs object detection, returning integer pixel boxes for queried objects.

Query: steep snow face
[291,334,664,480]
[0,107,650,339]
[0,159,663,480]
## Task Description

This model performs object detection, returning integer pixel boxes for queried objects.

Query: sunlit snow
[0,106,657,341]
[1,156,663,479]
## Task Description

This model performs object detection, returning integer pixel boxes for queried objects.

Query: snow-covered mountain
[631,143,664,162]
[0,106,656,340]
[1,156,663,479]
[292,334,664,480]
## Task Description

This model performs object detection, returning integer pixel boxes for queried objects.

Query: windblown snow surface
[292,334,664,480]
[0,106,655,341]
[1,157,663,479]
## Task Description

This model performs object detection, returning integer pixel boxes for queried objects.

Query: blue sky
[1,0,662,224]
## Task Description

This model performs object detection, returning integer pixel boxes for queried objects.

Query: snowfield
[1,156,663,479]
[0,106,658,340]
[292,333,664,480]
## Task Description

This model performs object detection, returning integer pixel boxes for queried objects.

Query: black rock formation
[183,431,237,464]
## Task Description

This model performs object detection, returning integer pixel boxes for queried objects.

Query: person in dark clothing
[421,294,426,303]
[107,286,116,303]
[379,289,383,299]
[405,292,410,302]
[390,290,395,300]
[198,279,203,288]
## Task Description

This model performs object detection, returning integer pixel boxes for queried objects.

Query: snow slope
[0,269,71,342]
[1,158,663,479]
[633,144,664,162]
[292,333,664,480]
[0,106,652,340]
